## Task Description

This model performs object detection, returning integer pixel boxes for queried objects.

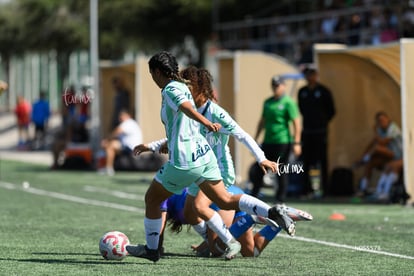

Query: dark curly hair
[166,214,191,234]
[148,51,185,82]
[180,66,216,101]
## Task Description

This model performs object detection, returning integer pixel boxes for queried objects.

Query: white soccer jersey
[160,81,214,169]
[198,100,267,182]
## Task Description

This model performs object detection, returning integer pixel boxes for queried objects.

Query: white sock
[375,173,388,195]
[383,172,398,195]
[192,221,208,241]
[205,212,233,245]
[238,194,270,218]
[360,177,368,191]
[144,217,162,250]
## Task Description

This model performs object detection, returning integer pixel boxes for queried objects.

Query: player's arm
[229,122,276,174]
[291,117,302,156]
[179,101,221,132]
[324,87,336,121]
[133,138,168,155]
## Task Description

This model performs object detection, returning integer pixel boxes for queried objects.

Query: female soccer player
[178,66,287,247]
[126,51,295,262]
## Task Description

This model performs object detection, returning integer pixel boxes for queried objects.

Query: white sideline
[1,181,414,261]
[279,234,414,260]
[0,181,145,214]
[83,185,145,201]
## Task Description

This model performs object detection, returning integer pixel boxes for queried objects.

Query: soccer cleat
[279,205,313,221]
[126,244,160,262]
[196,247,211,257]
[224,239,241,261]
[268,205,296,236]
[251,215,280,228]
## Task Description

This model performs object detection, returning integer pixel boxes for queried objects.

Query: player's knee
[212,197,234,210]
[193,200,210,217]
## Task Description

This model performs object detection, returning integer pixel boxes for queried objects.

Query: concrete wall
[100,45,413,203]
[135,56,166,143]
[400,39,414,204]
[217,51,306,184]
[315,43,402,192]
[99,63,135,138]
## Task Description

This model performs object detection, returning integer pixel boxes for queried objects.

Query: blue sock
[259,226,282,241]
[229,214,255,239]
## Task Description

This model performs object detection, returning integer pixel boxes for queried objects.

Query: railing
[215,4,402,63]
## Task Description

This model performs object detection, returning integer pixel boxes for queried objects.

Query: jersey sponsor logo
[192,144,211,162]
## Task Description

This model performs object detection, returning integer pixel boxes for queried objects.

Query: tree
[0,1,25,100]
[16,0,89,91]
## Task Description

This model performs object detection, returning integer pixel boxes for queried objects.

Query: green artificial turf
[0,160,413,275]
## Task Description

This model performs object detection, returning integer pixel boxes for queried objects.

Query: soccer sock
[229,214,255,239]
[192,221,208,241]
[375,173,388,195]
[360,177,368,192]
[238,194,271,218]
[144,217,162,250]
[258,226,282,241]
[205,212,234,245]
[383,172,398,195]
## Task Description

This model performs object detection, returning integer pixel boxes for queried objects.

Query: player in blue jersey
[160,185,281,257]
[126,51,295,262]
[159,185,312,258]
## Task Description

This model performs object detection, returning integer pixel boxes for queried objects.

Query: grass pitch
[0,159,413,275]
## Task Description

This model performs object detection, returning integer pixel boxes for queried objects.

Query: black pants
[249,143,291,203]
[301,132,328,196]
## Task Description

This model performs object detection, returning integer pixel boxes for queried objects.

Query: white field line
[0,181,144,214]
[83,185,145,201]
[279,234,414,260]
[1,181,414,260]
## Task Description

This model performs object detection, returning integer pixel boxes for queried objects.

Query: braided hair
[148,51,186,82]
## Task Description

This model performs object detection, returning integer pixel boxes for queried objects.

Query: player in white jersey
[126,51,295,263]
[179,66,284,247]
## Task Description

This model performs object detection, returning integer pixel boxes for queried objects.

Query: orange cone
[329,213,346,221]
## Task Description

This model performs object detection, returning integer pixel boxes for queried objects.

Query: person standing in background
[298,66,335,198]
[253,76,302,204]
[31,91,51,150]
[14,95,31,149]
[111,77,130,130]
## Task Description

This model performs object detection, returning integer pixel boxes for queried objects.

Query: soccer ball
[99,231,130,260]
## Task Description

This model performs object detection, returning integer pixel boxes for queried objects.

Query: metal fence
[216,4,404,63]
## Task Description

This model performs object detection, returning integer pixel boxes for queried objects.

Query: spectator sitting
[371,158,403,202]
[50,116,89,170]
[110,77,130,130]
[354,111,402,197]
[78,86,90,124]
[99,110,142,176]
